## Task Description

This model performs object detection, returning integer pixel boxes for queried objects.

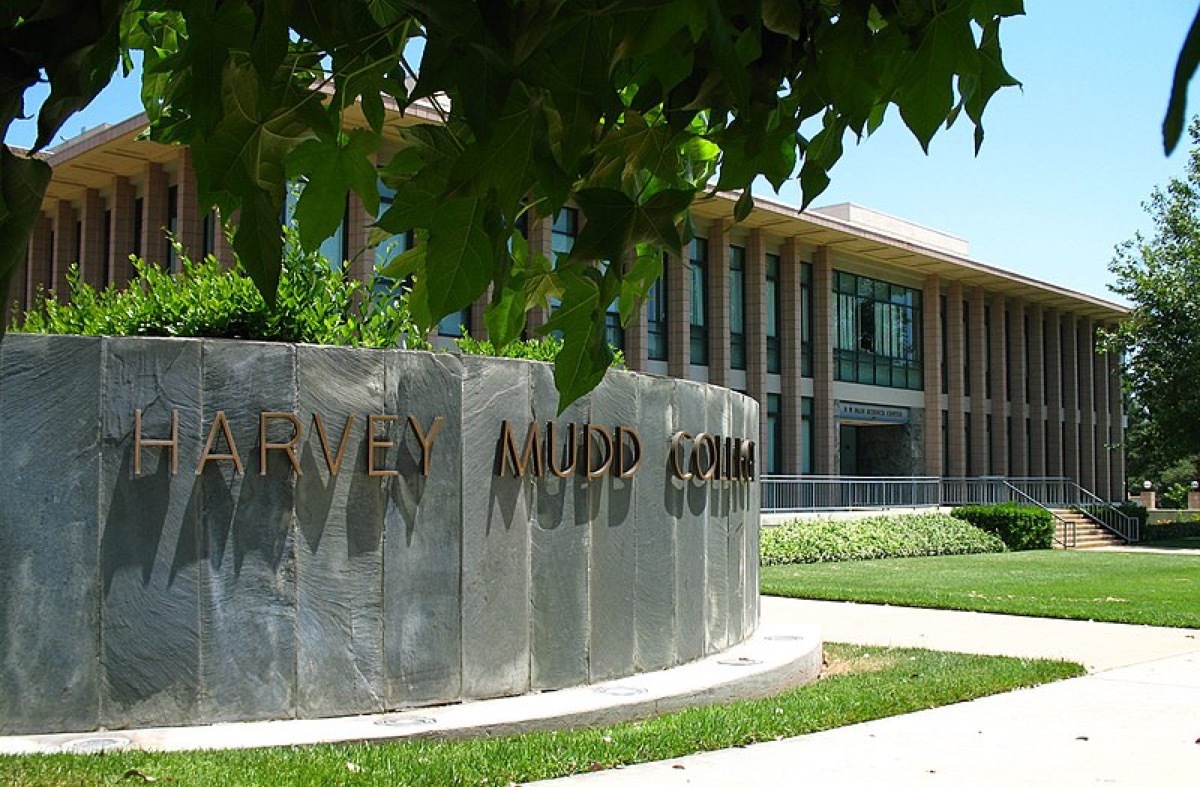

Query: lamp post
[1141,479,1156,510]
[1189,480,1200,511]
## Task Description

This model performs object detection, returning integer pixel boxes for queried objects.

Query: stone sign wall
[0,335,759,735]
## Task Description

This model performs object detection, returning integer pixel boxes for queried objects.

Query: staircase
[1051,510,1127,549]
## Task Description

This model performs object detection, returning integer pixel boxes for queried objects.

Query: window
[962,300,971,396]
[940,295,948,394]
[800,262,813,377]
[729,244,746,370]
[801,396,814,474]
[201,210,216,260]
[766,393,782,474]
[102,209,112,286]
[833,270,922,390]
[132,196,143,260]
[840,271,921,391]
[689,237,708,365]
[166,184,179,271]
[284,182,347,268]
[647,255,668,361]
[766,254,780,374]
[551,208,577,260]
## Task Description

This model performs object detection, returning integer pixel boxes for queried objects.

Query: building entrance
[838,422,914,476]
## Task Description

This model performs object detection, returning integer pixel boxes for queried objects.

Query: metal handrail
[1066,481,1139,543]
[999,480,1076,549]
[760,475,1139,547]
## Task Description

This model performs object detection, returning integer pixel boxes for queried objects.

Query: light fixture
[1143,480,1153,490]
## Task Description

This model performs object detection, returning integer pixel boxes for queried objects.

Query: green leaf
[734,189,754,222]
[0,148,52,327]
[1164,5,1200,154]
[762,0,802,39]
[232,189,285,304]
[422,197,494,323]
[286,130,380,252]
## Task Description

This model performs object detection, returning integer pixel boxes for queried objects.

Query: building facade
[8,114,1128,500]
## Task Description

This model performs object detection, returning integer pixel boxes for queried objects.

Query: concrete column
[524,213,554,334]
[79,188,106,290]
[1094,333,1112,500]
[1108,331,1125,498]
[746,230,768,428]
[52,199,79,299]
[1044,309,1063,476]
[707,220,731,388]
[1009,300,1028,477]
[470,289,489,341]
[107,176,135,287]
[27,213,52,306]
[623,251,648,373]
[989,292,1008,476]
[141,162,169,266]
[1027,304,1046,476]
[176,148,204,263]
[968,287,987,475]
[922,274,943,476]
[812,246,835,475]
[779,238,804,474]
[667,249,690,380]
[946,281,966,476]
[1061,313,1079,483]
[345,191,373,284]
[213,209,236,270]
[7,244,30,320]
[1077,318,1096,493]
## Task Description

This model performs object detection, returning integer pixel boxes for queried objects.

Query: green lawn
[761,550,1200,628]
[0,644,1080,787]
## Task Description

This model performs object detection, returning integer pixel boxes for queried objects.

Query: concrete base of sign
[0,335,760,735]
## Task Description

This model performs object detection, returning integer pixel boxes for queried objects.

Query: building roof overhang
[35,110,1127,323]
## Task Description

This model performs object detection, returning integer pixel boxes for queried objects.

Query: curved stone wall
[0,335,759,735]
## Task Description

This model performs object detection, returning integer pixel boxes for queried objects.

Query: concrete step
[1049,510,1127,549]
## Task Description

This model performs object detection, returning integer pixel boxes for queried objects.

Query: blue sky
[9,2,1200,303]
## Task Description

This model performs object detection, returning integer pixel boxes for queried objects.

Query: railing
[761,475,1138,546]
[1070,482,1140,543]
[761,475,940,512]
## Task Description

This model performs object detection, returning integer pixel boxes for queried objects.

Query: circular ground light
[593,685,648,697]
[717,657,764,667]
[375,716,438,728]
[62,736,132,754]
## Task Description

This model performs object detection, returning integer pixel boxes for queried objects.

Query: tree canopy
[1109,118,1200,467]
[2,0,1027,407]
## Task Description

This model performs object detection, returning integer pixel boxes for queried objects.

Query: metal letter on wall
[197,410,244,475]
[260,412,304,475]
[312,413,356,475]
[134,408,178,476]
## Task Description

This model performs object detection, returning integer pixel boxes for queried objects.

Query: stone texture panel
[587,371,639,682]
[672,379,708,665]
[100,338,203,728]
[197,340,297,723]
[530,363,591,690]
[633,373,677,672]
[0,335,103,734]
[383,351,465,706]
[460,356,532,698]
[295,346,386,717]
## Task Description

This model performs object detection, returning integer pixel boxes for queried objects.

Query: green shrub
[13,232,422,349]
[454,331,625,367]
[759,513,1007,566]
[1143,517,1200,541]
[1115,501,1149,528]
[950,503,1055,551]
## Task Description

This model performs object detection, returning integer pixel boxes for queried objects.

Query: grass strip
[0,644,1081,787]
[762,551,1200,628]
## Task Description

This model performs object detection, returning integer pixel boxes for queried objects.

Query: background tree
[1109,117,1200,482]
[2,0,1026,407]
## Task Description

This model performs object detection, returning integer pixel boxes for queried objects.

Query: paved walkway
[528,598,1200,787]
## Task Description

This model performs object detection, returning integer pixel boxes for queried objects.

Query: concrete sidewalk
[528,598,1200,787]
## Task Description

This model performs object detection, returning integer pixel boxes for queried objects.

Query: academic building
[9,111,1128,501]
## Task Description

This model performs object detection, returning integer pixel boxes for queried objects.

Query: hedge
[759,513,1007,566]
[950,503,1056,551]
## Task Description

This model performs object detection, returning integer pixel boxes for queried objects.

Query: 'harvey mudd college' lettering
[132,410,755,483]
